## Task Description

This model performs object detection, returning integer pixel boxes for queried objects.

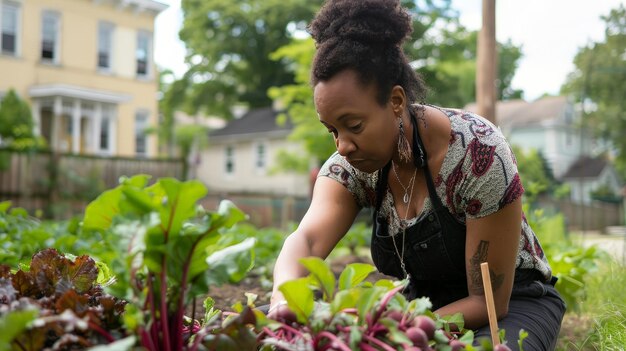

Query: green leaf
[384,321,413,345]
[0,201,12,213]
[338,263,376,290]
[355,286,386,325]
[206,237,256,285]
[299,257,335,301]
[0,309,38,350]
[331,289,360,313]
[459,329,475,344]
[518,329,529,350]
[278,277,314,324]
[441,312,465,331]
[407,297,433,316]
[216,200,247,229]
[121,186,157,214]
[83,187,123,230]
[95,260,116,286]
[159,179,208,237]
[120,174,152,188]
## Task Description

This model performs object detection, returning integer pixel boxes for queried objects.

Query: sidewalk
[571,230,626,264]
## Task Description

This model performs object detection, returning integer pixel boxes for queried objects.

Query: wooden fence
[536,196,624,232]
[0,148,184,218]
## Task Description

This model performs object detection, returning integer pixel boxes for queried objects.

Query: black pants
[474,277,566,351]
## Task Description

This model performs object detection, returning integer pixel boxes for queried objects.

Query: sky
[153,0,624,101]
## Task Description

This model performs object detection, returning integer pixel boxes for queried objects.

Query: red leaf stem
[88,321,115,343]
[358,341,379,351]
[362,334,397,351]
[140,327,158,351]
[372,285,404,324]
[159,259,171,351]
[276,322,305,338]
[316,331,352,351]
[261,326,279,339]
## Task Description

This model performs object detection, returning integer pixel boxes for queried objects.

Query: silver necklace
[390,162,417,280]
[392,161,417,203]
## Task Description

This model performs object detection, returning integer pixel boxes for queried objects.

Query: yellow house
[0,0,167,157]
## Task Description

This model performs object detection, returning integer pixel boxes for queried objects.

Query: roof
[209,107,293,139]
[464,96,570,130]
[561,156,609,179]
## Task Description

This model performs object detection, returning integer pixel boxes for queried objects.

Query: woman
[269,0,565,349]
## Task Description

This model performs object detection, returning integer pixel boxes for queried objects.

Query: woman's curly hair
[309,0,427,105]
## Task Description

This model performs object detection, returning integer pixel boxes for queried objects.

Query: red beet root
[449,339,465,351]
[386,310,404,323]
[413,316,436,339]
[406,327,429,348]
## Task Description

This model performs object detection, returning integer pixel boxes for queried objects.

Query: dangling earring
[397,113,412,163]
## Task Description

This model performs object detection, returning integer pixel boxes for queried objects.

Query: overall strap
[374,162,391,213]
[409,106,445,209]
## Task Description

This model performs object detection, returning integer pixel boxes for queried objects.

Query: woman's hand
[269,177,360,318]
[267,299,297,323]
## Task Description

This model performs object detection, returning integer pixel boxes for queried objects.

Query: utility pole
[476,0,497,124]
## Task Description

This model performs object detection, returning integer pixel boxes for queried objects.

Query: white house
[466,96,603,179]
[560,156,622,205]
[197,107,310,198]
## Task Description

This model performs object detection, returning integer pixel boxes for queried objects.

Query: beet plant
[257,257,521,351]
[81,175,258,350]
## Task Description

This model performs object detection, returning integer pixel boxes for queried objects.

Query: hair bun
[309,0,413,48]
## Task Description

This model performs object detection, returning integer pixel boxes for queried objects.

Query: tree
[561,5,626,175]
[158,68,187,156]
[511,146,566,204]
[0,89,34,142]
[175,0,323,119]
[269,5,523,172]
[417,22,523,107]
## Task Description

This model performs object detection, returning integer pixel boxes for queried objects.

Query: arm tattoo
[468,240,505,295]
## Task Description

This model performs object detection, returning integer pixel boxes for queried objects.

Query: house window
[254,143,266,171]
[97,22,113,70]
[136,31,151,77]
[41,11,60,62]
[100,117,110,150]
[1,1,19,56]
[135,111,149,156]
[225,146,234,175]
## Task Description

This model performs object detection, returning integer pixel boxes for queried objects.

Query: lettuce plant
[0,248,125,350]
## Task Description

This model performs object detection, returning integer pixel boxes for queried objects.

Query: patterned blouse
[318,106,552,281]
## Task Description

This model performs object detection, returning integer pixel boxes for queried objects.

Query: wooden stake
[480,262,500,346]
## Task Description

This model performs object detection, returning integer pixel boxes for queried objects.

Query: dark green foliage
[0,89,33,140]
[561,5,626,175]
[174,0,323,118]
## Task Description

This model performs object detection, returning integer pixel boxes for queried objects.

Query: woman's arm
[270,177,361,307]
[434,197,521,329]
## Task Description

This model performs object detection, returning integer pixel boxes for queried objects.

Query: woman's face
[314,69,400,173]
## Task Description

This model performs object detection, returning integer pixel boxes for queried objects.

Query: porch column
[52,97,62,150]
[32,100,41,136]
[109,107,117,155]
[92,103,102,154]
[72,100,81,154]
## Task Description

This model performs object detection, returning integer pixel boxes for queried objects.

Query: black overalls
[369,109,566,351]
